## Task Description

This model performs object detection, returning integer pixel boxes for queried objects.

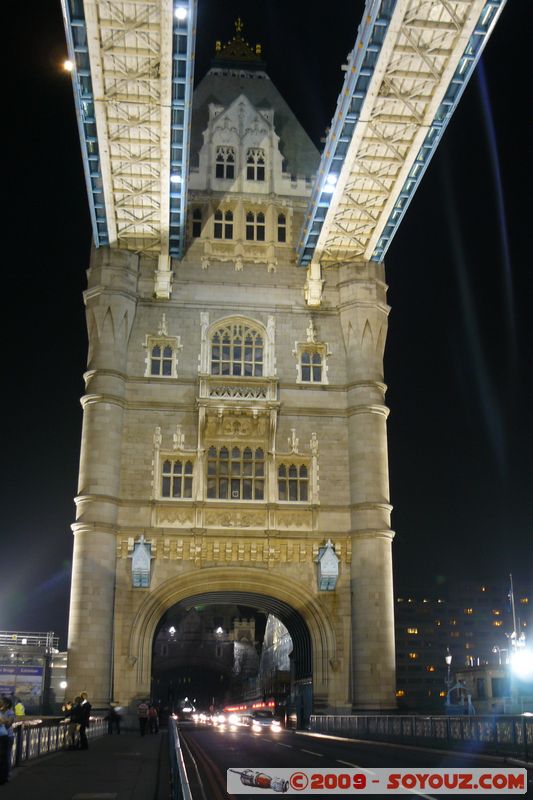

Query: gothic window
[246,148,265,181]
[211,322,263,376]
[278,463,309,502]
[151,344,174,376]
[214,209,233,239]
[192,208,202,238]
[215,146,235,179]
[277,213,286,243]
[161,459,193,498]
[300,349,323,383]
[207,446,265,500]
[246,211,265,241]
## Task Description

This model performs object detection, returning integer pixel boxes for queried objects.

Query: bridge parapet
[310,713,532,761]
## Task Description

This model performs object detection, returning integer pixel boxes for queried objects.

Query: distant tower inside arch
[66,18,396,717]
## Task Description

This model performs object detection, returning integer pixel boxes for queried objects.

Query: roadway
[178,722,532,800]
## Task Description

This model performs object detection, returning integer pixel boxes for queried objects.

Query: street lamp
[445,649,452,685]
[445,649,452,707]
[492,645,508,665]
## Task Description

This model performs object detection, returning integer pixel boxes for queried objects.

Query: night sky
[3,1,531,647]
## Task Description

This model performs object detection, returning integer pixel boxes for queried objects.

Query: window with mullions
[277,213,286,242]
[211,322,263,376]
[215,146,235,179]
[214,209,233,239]
[246,148,265,181]
[207,446,264,500]
[161,459,193,498]
[300,350,323,382]
[246,211,265,241]
[278,463,309,502]
[151,344,174,376]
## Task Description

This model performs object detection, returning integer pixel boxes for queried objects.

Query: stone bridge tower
[67,26,396,717]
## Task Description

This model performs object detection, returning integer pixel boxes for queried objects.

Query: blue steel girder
[297,0,508,268]
[169,0,197,258]
[61,0,197,259]
[61,0,109,248]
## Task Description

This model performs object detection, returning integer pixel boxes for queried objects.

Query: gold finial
[235,17,243,34]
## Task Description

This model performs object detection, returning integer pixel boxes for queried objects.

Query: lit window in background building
[439,691,446,697]
[464,608,473,615]
[406,628,418,634]
[492,609,501,615]
[520,597,529,604]
[480,586,486,592]
[426,665,436,672]
[450,619,457,626]
[450,632,460,638]
[396,690,405,697]
[493,621,503,627]
[408,653,418,660]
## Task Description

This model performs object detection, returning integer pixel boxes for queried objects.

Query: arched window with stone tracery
[210,320,264,377]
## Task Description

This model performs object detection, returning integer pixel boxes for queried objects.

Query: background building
[394,580,531,712]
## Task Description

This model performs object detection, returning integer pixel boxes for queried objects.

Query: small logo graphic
[229,769,289,793]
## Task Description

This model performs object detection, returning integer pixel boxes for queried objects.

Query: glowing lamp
[64,60,74,72]
[175,7,187,20]
[323,174,338,194]
[510,649,533,681]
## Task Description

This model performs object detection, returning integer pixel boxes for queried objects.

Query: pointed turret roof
[191,20,320,180]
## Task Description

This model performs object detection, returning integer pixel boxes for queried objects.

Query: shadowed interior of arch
[151,591,312,720]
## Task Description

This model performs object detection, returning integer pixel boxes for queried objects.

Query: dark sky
[3,1,531,646]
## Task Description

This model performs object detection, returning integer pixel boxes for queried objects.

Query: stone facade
[67,59,396,715]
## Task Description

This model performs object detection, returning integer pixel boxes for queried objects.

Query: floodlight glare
[64,60,74,72]
[510,649,533,681]
[170,174,182,184]
[175,7,187,20]
[323,174,338,194]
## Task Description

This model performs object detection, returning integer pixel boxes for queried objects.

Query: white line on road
[277,743,293,748]
[300,749,324,757]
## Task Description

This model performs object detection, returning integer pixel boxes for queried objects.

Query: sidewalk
[1,730,168,800]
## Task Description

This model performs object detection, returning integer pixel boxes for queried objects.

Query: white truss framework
[83,0,173,255]
[313,0,488,267]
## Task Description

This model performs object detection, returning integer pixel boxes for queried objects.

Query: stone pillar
[67,247,138,706]
[338,261,396,711]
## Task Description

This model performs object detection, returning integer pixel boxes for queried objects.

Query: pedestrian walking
[137,699,149,736]
[148,703,159,734]
[105,703,121,735]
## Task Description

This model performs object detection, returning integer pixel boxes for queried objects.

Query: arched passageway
[151,592,313,725]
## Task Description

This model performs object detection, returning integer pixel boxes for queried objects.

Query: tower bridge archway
[123,568,335,717]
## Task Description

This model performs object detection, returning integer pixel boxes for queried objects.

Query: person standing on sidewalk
[0,698,15,784]
[79,692,92,750]
[137,699,149,736]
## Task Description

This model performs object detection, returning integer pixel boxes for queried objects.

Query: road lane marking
[300,748,324,757]
[277,742,293,748]
[335,761,373,775]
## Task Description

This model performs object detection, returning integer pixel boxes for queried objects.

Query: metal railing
[168,718,193,800]
[10,716,106,769]
[0,630,59,650]
[310,714,532,761]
